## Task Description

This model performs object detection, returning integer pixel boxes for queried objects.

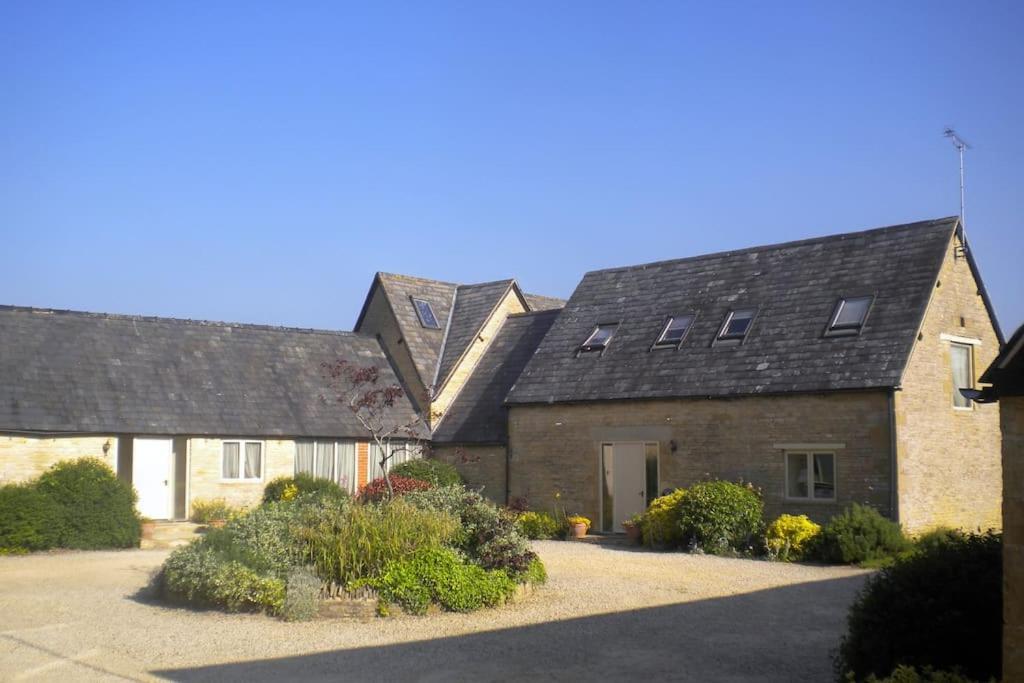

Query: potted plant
[622,514,643,544]
[567,515,591,539]
[140,517,156,540]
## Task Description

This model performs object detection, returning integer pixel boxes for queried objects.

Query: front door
[610,442,647,533]
[133,437,174,520]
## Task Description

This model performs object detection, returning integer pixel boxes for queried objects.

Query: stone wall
[0,434,119,483]
[432,444,507,503]
[508,391,892,529]
[894,232,1002,533]
[187,437,295,511]
[1003,395,1024,682]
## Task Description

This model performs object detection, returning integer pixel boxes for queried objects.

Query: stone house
[0,216,1006,534]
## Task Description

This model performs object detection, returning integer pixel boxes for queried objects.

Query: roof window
[412,298,440,329]
[653,315,695,349]
[579,323,619,353]
[716,309,756,343]
[826,296,872,335]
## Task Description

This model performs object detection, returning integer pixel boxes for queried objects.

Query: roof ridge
[0,304,359,338]
[507,309,561,319]
[585,216,960,277]
[378,271,461,287]
[457,278,516,290]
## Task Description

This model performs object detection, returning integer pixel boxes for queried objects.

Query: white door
[133,438,174,520]
[611,443,647,533]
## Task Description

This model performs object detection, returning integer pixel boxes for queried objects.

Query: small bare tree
[320,360,426,500]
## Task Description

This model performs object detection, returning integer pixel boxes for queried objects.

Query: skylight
[717,309,756,342]
[412,298,440,329]
[579,323,619,353]
[653,315,695,348]
[827,296,872,334]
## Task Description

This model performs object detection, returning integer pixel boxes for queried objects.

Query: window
[368,440,423,481]
[827,296,873,335]
[951,342,974,409]
[412,298,440,329]
[295,440,358,492]
[579,323,619,353]
[716,309,756,342]
[222,441,263,481]
[653,314,695,348]
[785,451,835,500]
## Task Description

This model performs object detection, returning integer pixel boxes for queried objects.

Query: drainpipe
[888,389,900,523]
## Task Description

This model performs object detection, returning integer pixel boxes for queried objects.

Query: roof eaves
[430,286,460,395]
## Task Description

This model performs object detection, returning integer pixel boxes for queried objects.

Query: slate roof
[0,306,420,437]
[507,217,968,404]
[433,310,560,443]
[524,293,566,311]
[434,280,521,390]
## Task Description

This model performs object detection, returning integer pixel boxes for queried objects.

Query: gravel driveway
[0,541,868,682]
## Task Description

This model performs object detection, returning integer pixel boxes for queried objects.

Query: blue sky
[2,2,1022,334]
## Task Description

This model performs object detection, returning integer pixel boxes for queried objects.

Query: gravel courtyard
[0,541,869,682]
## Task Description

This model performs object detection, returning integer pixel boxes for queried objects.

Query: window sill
[952,406,975,413]
[218,478,264,484]
[783,497,837,504]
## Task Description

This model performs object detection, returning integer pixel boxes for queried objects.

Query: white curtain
[295,441,315,474]
[315,442,335,480]
[244,442,262,479]
[368,442,386,481]
[337,441,357,492]
[222,442,240,479]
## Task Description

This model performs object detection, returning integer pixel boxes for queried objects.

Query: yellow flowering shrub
[281,483,299,502]
[764,514,821,561]
[566,515,591,530]
[640,488,687,548]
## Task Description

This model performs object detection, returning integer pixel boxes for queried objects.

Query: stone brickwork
[1003,396,1024,682]
[432,444,507,503]
[357,284,429,410]
[187,438,295,511]
[431,289,527,427]
[508,391,892,527]
[0,434,119,483]
[894,233,1002,533]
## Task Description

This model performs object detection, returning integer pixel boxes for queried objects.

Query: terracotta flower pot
[571,522,588,539]
[624,524,642,544]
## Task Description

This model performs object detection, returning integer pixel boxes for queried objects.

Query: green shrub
[370,546,516,615]
[300,499,459,590]
[162,543,285,614]
[36,458,140,549]
[203,501,309,578]
[390,459,464,487]
[189,498,241,524]
[0,482,63,553]
[281,567,322,622]
[764,514,822,561]
[677,480,763,554]
[640,489,687,547]
[816,504,910,565]
[524,556,547,586]
[836,531,1001,682]
[860,665,983,683]
[516,511,560,540]
[263,474,349,505]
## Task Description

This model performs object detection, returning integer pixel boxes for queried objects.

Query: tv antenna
[943,127,970,246]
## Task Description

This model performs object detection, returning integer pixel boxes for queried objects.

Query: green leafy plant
[281,567,323,622]
[677,480,763,555]
[523,556,547,586]
[162,544,285,614]
[390,459,464,487]
[359,475,432,502]
[566,515,591,530]
[640,488,687,548]
[189,498,241,524]
[858,665,984,683]
[816,503,910,565]
[203,501,310,577]
[0,482,63,553]
[262,474,349,505]
[516,511,560,540]
[36,458,141,549]
[764,514,822,561]
[836,531,1001,682]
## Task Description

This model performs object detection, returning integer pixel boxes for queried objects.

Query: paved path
[0,542,868,682]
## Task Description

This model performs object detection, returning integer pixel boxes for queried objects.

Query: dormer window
[579,323,619,353]
[653,314,695,349]
[412,298,440,329]
[826,296,872,335]
[716,309,756,343]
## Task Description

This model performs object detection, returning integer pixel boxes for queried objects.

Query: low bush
[764,514,821,561]
[523,556,547,586]
[860,665,983,683]
[390,459,463,487]
[836,531,1001,682]
[189,498,240,524]
[203,501,309,578]
[816,503,910,565]
[281,567,323,622]
[263,474,349,505]
[162,543,285,614]
[359,475,432,502]
[36,458,141,549]
[677,480,763,555]
[0,482,63,553]
[369,546,516,615]
[640,488,687,547]
[516,511,560,540]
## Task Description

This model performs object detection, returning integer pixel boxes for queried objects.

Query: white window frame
[578,323,619,354]
[294,439,359,493]
[411,298,440,329]
[715,308,757,343]
[825,295,874,336]
[784,451,836,502]
[652,314,695,350]
[950,341,975,411]
[221,440,264,483]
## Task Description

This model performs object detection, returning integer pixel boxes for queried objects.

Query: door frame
[133,436,175,520]
[597,440,660,533]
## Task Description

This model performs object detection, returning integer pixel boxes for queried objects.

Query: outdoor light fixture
[670,440,678,453]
